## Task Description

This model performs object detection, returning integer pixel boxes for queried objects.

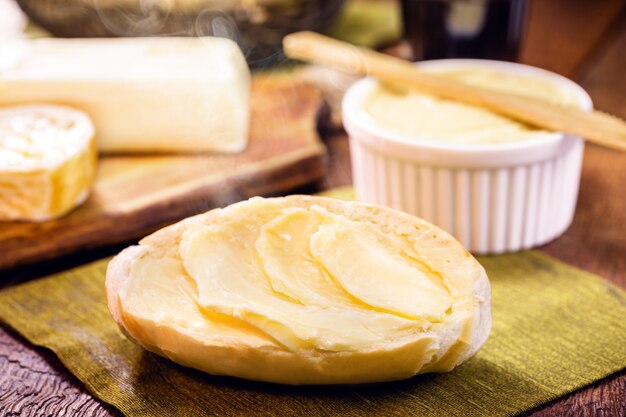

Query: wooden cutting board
[0,74,327,271]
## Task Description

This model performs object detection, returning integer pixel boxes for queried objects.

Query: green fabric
[1,188,625,416]
[327,0,401,48]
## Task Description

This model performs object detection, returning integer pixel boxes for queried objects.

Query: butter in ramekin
[343,60,592,254]
[361,66,583,144]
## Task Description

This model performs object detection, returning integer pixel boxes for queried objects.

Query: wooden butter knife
[283,31,626,152]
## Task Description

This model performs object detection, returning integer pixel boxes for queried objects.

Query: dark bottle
[401,0,529,61]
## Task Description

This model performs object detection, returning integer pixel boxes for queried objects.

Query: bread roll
[0,104,96,221]
[106,195,491,384]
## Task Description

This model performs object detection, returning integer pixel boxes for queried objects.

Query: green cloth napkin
[1,188,625,416]
[327,0,401,48]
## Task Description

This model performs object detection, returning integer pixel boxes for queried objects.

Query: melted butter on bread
[107,196,491,384]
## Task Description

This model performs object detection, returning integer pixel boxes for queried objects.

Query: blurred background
[2,0,625,169]
[0,0,622,72]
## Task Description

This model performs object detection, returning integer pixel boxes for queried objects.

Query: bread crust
[106,195,491,385]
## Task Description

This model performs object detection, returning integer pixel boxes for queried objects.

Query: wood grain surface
[1,1,625,416]
[519,0,625,77]
[0,75,326,272]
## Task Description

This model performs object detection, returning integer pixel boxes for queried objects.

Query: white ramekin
[343,59,593,254]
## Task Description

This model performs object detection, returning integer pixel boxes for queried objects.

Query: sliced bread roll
[106,195,491,385]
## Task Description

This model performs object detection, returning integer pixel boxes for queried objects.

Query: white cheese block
[0,104,96,221]
[0,0,26,39]
[0,37,250,153]
[106,195,492,385]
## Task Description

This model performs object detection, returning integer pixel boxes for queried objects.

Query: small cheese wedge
[0,104,96,221]
[0,37,250,153]
[106,196,491,385]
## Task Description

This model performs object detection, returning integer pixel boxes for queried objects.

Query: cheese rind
[0,104,96,221]
[0,37,250,153]
[106,196,491,384]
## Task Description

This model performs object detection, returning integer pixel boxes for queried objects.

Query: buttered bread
[106,196,491,384]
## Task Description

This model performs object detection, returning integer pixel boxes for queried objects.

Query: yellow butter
[108,196,491,384]
[362,67,582,144]
[0,105,96,221]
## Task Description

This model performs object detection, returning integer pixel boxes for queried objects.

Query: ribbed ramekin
[343,59,592,254]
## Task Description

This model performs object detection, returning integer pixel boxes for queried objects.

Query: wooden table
[1,1,625,415]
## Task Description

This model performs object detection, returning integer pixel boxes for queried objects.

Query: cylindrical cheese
[0,37,250,153]
[0,104,97,221]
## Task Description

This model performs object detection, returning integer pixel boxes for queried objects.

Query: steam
[93,0,183,36]
[82,0,328,209]
[87,0,301,69]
